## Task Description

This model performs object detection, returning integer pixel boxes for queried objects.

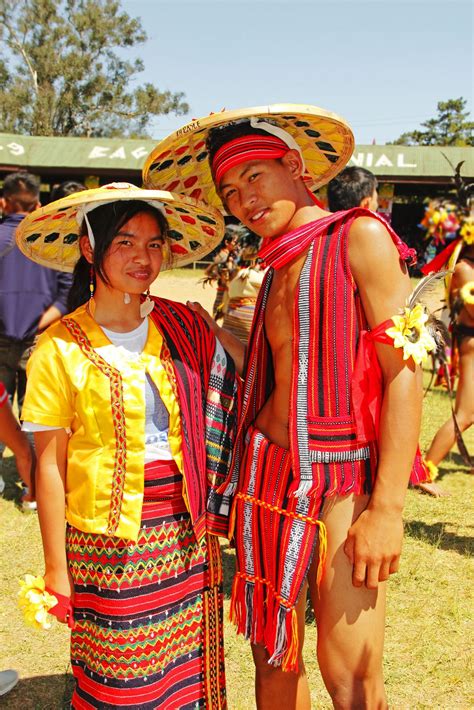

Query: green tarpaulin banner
[1,133,472,178]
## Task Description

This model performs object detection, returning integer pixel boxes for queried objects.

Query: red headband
[212,134,290,186]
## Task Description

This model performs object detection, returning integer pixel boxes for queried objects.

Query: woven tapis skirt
[66,460,226,709]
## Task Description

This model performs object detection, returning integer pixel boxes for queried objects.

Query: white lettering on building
[131,147,148,159]
[89,145,149,161]
[349,152,417,169]
[397,154,417,168]
[89,146,109,159]
[7,142,25,156]
[110,147,126,159]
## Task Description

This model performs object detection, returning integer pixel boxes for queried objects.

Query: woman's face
[98,211,165,295]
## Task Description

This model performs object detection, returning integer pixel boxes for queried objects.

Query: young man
[143,106,428,709]
[327,165,378,212]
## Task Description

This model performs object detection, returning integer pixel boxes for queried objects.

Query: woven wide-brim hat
[15,182,225,272]
[142,104,354,212]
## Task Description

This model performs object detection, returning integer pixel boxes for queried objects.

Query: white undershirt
[23,318,173,462]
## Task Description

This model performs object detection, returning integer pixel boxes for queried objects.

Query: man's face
[218,154,304,240]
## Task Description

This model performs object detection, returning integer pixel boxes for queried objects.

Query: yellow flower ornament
[385,304,436,365]
[460,281,474,306]
[18,574,57,630]
[460,217,474,245]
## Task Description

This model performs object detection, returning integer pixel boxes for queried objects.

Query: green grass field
[1,375,472,709]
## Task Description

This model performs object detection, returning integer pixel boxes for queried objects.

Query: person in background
[49,180,85,202]
[327,165,378,212]
[0,172,72,411]
[204,230,239,320]
[0,380,35,508]
[222,247,266,344]
[420,222,474,495]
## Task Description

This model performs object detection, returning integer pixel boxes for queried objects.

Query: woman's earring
[140,288,154,318]
[88,266,96,317]
[123,292,131,304]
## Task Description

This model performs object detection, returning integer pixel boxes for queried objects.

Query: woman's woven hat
[143,104,354,211]
[15,182,224,272]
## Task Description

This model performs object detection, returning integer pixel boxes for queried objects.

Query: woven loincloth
[229,426,326,673]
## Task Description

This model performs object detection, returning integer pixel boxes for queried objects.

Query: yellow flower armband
[460,281,474,306]
[18,575,58,630]
[383,304,436,365]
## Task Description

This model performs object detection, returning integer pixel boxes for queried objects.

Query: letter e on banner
[89,146,109,159]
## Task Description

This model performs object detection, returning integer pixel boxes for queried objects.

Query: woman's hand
[44,568,74,625]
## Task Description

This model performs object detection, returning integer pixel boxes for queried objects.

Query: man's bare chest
[264,259,306,351]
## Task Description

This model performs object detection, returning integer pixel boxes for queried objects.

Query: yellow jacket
[22,305,183,541]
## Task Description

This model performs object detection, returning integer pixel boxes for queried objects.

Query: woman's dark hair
[68,200,169,312]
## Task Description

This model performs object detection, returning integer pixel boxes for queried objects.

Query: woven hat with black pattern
[143,104,354,212]
[15,182,224,272]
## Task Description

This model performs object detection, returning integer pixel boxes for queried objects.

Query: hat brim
[142,103,354,211]
[15,185,225,272]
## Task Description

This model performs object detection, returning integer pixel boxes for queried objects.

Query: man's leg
[16,339,35,415]
[309,494,388,710]
[252,586,311,710]
[0,336,19,402]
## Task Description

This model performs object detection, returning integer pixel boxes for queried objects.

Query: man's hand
[187,300,246,375]
[343,506,403,589]
[187,301,220,335]
[37,305,62,333]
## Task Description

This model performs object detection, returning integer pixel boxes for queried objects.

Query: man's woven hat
[143,104,354,211]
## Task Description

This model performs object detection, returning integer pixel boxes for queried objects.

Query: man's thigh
[308,494,386,683]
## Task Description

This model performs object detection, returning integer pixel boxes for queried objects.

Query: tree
[0,0,189,137]
[393,98,474,147]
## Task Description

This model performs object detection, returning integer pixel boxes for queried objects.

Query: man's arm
[0,397,35,492]
[345,217,423,589]
[452,261,474,319]
[37,271,73,332]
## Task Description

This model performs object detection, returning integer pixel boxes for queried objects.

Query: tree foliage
[393,98,474,147]
[0,0,189,137]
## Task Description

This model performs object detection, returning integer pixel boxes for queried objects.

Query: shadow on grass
[0,457,23,504]
[435,451,473,480]
[405,520,473,556]
[221,542,236,599]
[1,672,74,709]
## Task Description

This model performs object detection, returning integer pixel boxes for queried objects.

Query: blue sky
[121,0,473,145]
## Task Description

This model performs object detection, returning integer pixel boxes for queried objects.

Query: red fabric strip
[421,237,461,274]
[212,134,289,185]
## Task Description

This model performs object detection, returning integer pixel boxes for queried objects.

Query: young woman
[18,183,239,709]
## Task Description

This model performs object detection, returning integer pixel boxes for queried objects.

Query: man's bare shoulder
[348,216,400,267]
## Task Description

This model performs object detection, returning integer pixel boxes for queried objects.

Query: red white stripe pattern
[211,134,289,186]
